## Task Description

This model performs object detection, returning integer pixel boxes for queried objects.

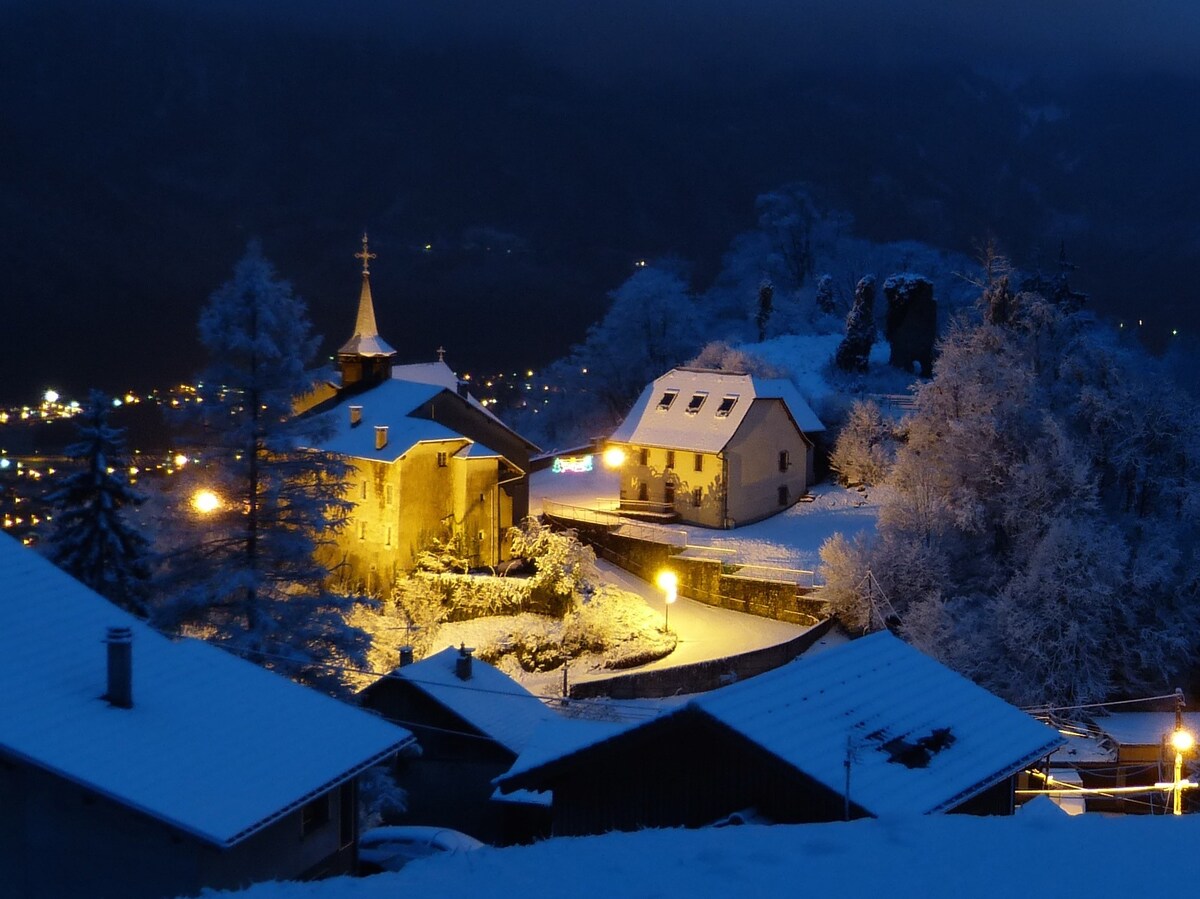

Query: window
[301,795,330,838]
[437,451,448,467]
[638,482,649,501]
[359,481,367,501]
[358,521,366,541]
[639,448,649,466]
[685,391,708,414]
[385,484,393,505]
[656,389,679,411]
[715,394,739,417]
[385,526,392,547]
[778,484,790,506]
[666,450,675,469]
[694,453,704,472]
[779,450,791,472]
[692,487,703,507]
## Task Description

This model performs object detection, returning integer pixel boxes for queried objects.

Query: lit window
[656,390,679,411]
[685,392,708,414]
[715,394,739,417]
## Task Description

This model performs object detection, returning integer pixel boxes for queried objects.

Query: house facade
[304,238,537,589]
[604,368,825,528]
[0,534,414,899]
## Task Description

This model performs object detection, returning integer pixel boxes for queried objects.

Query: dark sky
[1,0,1197,404]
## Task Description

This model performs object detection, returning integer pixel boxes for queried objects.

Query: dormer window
[656,389,679,411]
[715,394,739,418]
[685,391,708,414]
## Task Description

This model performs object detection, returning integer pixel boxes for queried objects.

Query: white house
[0,533,414,899]
[605,368,825,528]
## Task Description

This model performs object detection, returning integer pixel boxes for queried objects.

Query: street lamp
[655,569,677,634]
[602,447,626,468]
[191,489,222,514]
[1171,728,1194,816]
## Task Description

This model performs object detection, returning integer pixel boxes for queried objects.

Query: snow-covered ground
[218,805,1199,899]
[531,466,881,572]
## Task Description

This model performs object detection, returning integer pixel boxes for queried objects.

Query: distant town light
[43,390,59,404]
[112,397,123,407]
[173,454,189,468]
[0,458,9,470]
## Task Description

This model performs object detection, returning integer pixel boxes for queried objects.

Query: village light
[655,569,678,634]
[1169,727,1194,816]
[603,447,626,468]
[191,489,222,515]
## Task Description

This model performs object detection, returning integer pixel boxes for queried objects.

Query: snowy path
[591,559,805,670]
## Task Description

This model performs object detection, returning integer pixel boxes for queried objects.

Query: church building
[304,236,538,590]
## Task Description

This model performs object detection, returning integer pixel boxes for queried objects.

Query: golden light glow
[43,389,59,404]
[191,489,222,514]
[656,569,678,599]
[173,453,189,468]
[1172,729,1194,753]
[602,447,627,468]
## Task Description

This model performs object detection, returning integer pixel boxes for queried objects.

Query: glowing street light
[655,569,678,634]
[1170,727,1194,816]
[602,447,627,468]
[191,489,222,514]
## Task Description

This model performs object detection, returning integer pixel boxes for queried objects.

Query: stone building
[305,237,537,589]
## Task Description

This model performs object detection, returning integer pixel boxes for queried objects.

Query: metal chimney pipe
[105,626,133,709]
[349,405,363,427]
[398,645,414,667]
[375,425,388,450]
[455,643,473,680]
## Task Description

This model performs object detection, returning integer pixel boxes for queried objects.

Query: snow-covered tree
[829,400,893,487]
[46,389,150,615]
[815,274,836,315]
[848,285,1200,705]
[835,275,876,373]
[152,242,367,693]
[755,279,774,342]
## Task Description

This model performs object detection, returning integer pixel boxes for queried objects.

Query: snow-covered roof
[1091,712,1200,747]
[387,646,558,755]
[608,368,824,454]
[501,717,635,781]
[312,379,470,462]
[0,534,413,848]
[500,633,1061,817]
[691,632,1062,816]
[392,361,513,428]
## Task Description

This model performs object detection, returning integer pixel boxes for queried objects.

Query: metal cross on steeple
[436,346,446,363]
[355,232,377,274]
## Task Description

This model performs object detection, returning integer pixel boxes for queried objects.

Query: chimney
[375,425,388,450]
[455,643,474,680]
[398,645,414,667]
[349,405,363,427]
[104,626,133,709]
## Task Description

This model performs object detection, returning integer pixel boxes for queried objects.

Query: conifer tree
[153,242,366,693]
[47,389,150,615]
[835,275,876,372]
[755,278,774,341]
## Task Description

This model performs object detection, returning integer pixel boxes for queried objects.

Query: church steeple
[338,233,397,389]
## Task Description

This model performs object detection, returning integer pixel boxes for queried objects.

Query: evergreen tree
[47,389,150,615]
[815,274,836,315]
[755,278,774,342]
[835,275,876,372]
[152,242,366,693]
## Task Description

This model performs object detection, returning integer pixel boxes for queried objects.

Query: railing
[722,562,820,589]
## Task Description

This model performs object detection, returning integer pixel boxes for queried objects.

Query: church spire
[338,232,396,389]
